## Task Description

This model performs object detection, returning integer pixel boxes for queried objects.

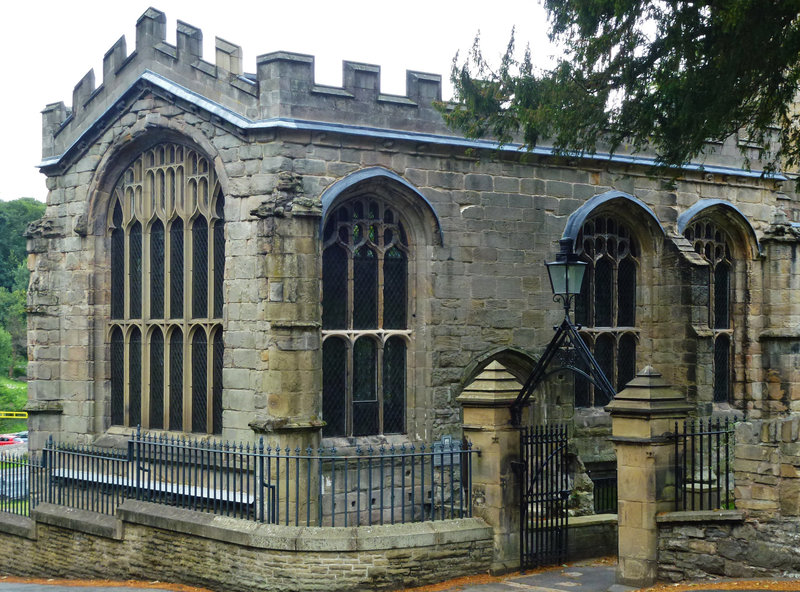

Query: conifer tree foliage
[443,1,800,175]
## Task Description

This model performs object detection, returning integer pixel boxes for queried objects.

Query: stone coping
[0,501,493,552]
[656,509,744,523]
[120,500,492,551]
[570,514,618,527]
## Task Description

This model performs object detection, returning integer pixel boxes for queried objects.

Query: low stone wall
[657,510,800,581]
[0,502,493,591]
[568,514,618,561]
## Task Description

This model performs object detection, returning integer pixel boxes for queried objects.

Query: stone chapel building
[26,8,800,481]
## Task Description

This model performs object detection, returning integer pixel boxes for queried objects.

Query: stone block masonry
[0,502,493,592]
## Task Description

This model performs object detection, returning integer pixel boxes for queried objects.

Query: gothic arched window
[683,220,733,403]
[321,198,409,437]
[108,143,224,433]
[574,215,639,406]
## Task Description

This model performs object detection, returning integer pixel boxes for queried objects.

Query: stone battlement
[41,7,445,162]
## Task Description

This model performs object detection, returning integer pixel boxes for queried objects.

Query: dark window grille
[212,331,223,435]
[169,330,183,431]
[170,219,184,319]
[617,333,637,391]
[129,328,142,427]
[150,329,164,429]
[574,216,639,407]
[192,216,209,319]
[213,219,224,319]
[192,331,208,433]
[574,335,592,408]
[150,220,165,319]
[353,247,378,329]
[594,258,613,327]
[321,198,410,437]
[322,246,348,330]
[714,335,731,403]
[111,202,124,320]
[714,262,730,330]
[129,223,142,319]
[110,328,124,425]
[383,336,406,434]
[322,338,347,438]
[684,219,734,403]
[383,247,407,329]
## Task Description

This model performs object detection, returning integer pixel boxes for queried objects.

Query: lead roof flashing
[38,69,789,183]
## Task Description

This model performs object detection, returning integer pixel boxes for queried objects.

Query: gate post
[606,366,691,588]
[457,361,526,573]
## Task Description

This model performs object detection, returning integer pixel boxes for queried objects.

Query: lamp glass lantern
[546,238,587,312]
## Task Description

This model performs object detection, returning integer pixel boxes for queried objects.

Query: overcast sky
[0,1,554,202]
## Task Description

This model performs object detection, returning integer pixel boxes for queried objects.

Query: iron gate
[517,424,570,570]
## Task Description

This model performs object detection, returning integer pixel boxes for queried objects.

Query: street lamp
[509,237,615,426]
[546,238,587,318]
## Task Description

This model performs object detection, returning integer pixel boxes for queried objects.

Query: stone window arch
[321,196,412,437]
[574,215,640,407]
[683,219,734,403]
[108,142,224,433]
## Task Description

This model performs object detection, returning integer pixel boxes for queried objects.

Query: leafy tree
[443,1,800,175]
[0,327,11,377]
[0,288,26,378]
[0,198,45,292]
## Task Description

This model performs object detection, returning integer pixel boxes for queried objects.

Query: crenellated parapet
[40,7,445,172]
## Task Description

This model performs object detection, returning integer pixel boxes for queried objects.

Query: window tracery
[108,143,224,433]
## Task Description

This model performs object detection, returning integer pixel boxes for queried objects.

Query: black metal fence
[0,432,476,527]
[673,418,734,511]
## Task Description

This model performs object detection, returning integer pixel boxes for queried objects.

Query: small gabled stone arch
[459,346,537,392]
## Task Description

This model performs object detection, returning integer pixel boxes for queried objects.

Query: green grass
[0,376,27,433]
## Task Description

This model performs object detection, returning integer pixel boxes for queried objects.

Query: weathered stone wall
[28,7,800,463]
[0,502,492,592]
[657,417,800,581]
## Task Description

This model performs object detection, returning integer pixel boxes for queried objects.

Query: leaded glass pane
[169,330,183,431]
[213,219,224,319]
[129,328,142,427]
[353,247,378,329]
[594,334,615,406]
[130,223,142,319]
[150,221,165,319]
[383,247,407,329]
[714,262,730,330]
[191,330,208,433]
[352,338,378,436]
[111,203,124,320]
[594,258,613,327]
[150,329,164,429]
[192,216,208,319]
[322,338,347,438]
[322,246,348,329]
[383,337,406,434]
[617,333,637,392]
[574,335,592,408]
[212,331,223,435]
[170,219,184,319]
[574,265,591,327]
[617,258,636,327]
[714,335,731,403]
[111,328,124,425]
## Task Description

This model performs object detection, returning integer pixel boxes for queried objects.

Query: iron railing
[0,432,476,527]
[674,418,734,511]
[590,474,618,514]
[0,452,43,516]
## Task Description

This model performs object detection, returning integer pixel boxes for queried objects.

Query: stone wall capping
[656,509,744,523]
[0,513,36,540]
[33,502,121,540]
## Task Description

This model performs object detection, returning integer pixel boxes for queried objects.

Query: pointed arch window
[574,215,639,406]
[108,143,224,433]
[683,219,733,403]
[321,197,410,437]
